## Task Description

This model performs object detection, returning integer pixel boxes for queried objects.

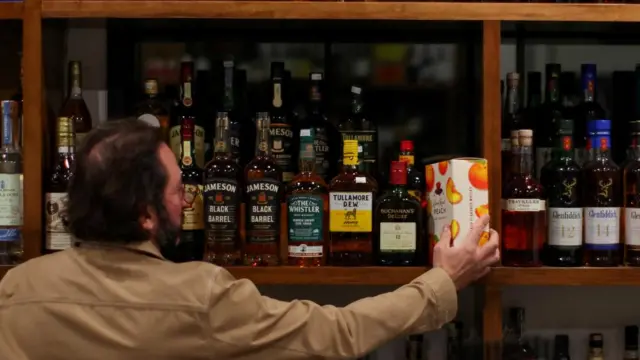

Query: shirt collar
[76,240,166,260]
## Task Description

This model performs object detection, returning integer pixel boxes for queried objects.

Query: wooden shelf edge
[487,267,640,286]
[0,2,23,19]
[41,2,640,22]
[226,266,426,285]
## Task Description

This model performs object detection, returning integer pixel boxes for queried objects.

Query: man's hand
[432,215,500,290]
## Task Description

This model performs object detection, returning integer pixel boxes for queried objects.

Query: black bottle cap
[556,119,574,136]
[554,334,569,351]
[589,333,603,348]
[626,326,639,346]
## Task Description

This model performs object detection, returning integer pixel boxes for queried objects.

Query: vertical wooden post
[22,0,43,260]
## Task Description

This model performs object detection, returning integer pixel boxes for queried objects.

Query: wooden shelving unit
[4,0,640,351]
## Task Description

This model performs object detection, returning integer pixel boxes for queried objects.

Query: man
[0,120,500,359]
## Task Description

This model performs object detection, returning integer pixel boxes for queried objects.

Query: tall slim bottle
[0,101,22,265]
[623,121,640,266]
[59,61,92,145]
[269,62,296,183]
[575,64,606,166]
[170,61,205,168]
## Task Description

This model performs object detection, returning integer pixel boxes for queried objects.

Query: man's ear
[140,205,156,232]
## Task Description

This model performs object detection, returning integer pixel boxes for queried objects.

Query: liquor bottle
[502,308,536,360]
[329,139,378,266]
[244,112,283,266]
[502,130,546,267]
[300,72,338,182]
[269,62,296,183]
[587,334,604,360]
[405,334,424,360]
[624,121,640,266]
[136,79,170,142]
[625,326,639,360]
[526,72,542,175]
[552,335,570,360]
[502,73,524,185]
[540,119,583,266]
[0,101,22,265]
[286,128,328,267]
[203,113,242,266]
[44,116,75,253]
[11,53,22,150]
[59,61,92,145]
[221,59,243,165]
[583,119,621,266]
[399,140,425,204]
[374,161,423,266]
[338,86,378,180]
[574,64,606,166]
[177,117,205,262]
[195,56,214,164]
[536,64,564,179]
[170,61,205,168]
[233,68,253,167]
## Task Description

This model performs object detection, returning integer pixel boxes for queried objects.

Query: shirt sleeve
[206,267,457,360]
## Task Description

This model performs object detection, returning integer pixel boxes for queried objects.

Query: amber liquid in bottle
[136,78,170,143]
[59,61,92,145]
[623,122,640,266]
[244,113,282,266]
[501,130,546,267]
[329,139,378,266]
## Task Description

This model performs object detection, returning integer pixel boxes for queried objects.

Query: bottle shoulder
[329,170,378,193]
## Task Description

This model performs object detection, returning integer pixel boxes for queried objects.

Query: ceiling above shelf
[39,1,640,22]
[0,2,23,19]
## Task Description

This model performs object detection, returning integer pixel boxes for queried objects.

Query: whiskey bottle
[399,140,425,204]
[0,101,22,265]
[587,334,604,360]
[502,73,524,185]
[502,130,546,267]
[583,119,621,266]
[286,128,328,267]
[574,64,606,167]
[59,61,92,145]
[624,121,640,266]
[552,335,570,360]
[537,64,564,179]
[269,62,296,183]
[177,117,205,262]
[540,119,583,266]
[374,161,423,266]
[338,86,377,180]
[44,117,76,253]
[11,53,22,150]
[329,139,378,266]
[203,113,242,266]
[170,61,205,168]
[244,113,283,266]
[136,79,170,143]
[502,308,536,360]
[221,59,243,165]
[625,326,638,360]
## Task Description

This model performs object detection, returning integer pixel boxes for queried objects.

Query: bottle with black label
[374,161,423,266]
[269,62,296,183]
[339,86,378,180]
[244,113,283,266]
[286,128,328,267]
[221,59,243,165]
[177,116,205,262]
[203,113,242,266]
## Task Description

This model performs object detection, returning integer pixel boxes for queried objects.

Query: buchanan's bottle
[286,128,328,267]
[203,113,242,266]
[244,113,283,266]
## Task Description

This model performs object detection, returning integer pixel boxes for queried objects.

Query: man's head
[66,120,183,256]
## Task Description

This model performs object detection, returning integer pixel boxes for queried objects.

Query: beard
[154,203,181,262]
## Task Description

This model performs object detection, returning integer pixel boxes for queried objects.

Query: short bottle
[374,161,424,266]
[624,121,640,266]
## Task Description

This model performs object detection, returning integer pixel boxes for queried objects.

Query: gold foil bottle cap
[518,129,533,146]
[57,117,71,132]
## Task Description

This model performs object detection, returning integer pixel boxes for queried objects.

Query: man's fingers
[437,225,452,248]
[463,215,490,248]
[475,267,491,280]
[480,249,501,268]
[477,229,500,259]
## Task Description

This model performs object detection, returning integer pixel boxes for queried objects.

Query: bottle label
[229,121,241,164]
[0,228,20,242]
[270,123,295,182]
[288,244,323,258]
[182,183,204,230]
[246,178,281,242]
[535,147,552,179]
[45,192,73,250]
[169,124,205,168]
[329,192,373,232]
[288,195,324,242]
[547,207,583,246]
[0,174,22,226]
[314,127,330,178]
[399,155,414,166]
[340,130,377,165]
[585,207,620,246]
[203,178,239,244]
[380,222,417,252]
[625,208,640,246]
[502,199,546,212]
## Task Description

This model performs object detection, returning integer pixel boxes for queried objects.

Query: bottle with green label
[285,128,328,267]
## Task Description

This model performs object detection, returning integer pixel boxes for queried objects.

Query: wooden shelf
[226,266,426,285]
[488,267,640,286]
[0,2,23,19]
[40,2,640,22]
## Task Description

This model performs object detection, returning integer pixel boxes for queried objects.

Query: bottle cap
[400,140,414,152]
[390,160,407,185]
[517,129,533,147]
[582,63,597,75]
[589,333,603,347]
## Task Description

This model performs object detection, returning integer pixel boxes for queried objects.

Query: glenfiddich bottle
[44,117,76,253]
[244,113,283,266]
[59,61,92,145]
[203,113,242,266]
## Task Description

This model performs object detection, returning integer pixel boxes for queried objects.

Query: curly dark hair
[66,120,168,244]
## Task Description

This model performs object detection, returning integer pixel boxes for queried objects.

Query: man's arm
[205,267,457,360]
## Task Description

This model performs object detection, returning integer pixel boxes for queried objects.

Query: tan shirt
[0,241,457,360]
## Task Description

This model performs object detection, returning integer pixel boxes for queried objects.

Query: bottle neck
[180,128,196,167]
[351,95,363,115]
[527,85,541,108]
[2,111,15,150]
[255,125,271,158]
[552,135,574,161]
[342,150,358,172]
[69,71,82,98]
[506,85,520,115]
[399,152,415,167]
[213,124,231,158]
[583,72,596,103]
[181,80,193,108]
[309,83,323,114]
[271,76,284,114]
[546,76,560,104]
[630,135,640,160]
[591,135,612,161]
[518,144,533,175]
[298,143,316,174]
[223,65,234,111]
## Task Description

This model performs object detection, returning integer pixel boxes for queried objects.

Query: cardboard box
[426,158,490,254]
